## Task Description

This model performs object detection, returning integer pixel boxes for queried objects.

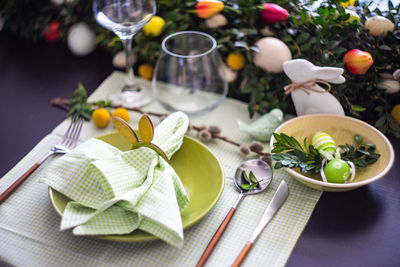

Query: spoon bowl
[234,159,273,195]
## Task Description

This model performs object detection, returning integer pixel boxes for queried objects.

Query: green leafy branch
[67,84,112,120]
[339,134,381,167]
[271,133,322,173]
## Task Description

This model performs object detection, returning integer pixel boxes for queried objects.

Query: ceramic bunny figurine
[283,59,345,116]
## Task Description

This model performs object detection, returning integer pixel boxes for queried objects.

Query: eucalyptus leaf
[296,32,310,44]
[375,116,386,128]
[293,150,307,162]
[378,45,392,51]
[249,171,259,184]
[240,184,251,190]
[242,171,250,183]
[354,135,363,144]
[351,104,367,112]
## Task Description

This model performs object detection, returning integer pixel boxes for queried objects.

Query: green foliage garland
[1,0,399,137]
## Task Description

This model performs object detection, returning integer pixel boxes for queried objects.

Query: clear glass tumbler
[153,31,228,116]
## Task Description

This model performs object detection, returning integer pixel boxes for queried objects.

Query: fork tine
[62,116,82,148]
[59,116,77,144]
[68,117,84,149]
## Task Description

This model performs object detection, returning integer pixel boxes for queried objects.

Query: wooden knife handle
[0,163,40,204]
[196,207,236,267]
[232,242,253,267]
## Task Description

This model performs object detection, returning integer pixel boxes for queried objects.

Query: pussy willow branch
[50,97,270,158]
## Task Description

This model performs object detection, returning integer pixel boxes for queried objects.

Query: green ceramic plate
[48,132,224,242]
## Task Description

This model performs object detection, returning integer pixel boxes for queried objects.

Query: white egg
[365,16,395,37]
[393,69,400,81]
[253,37,292,73]
[377,79,400,94]
[218,63,238,83]
[112,51,138,69]
[67,23,96,56]
[205,14,228,28]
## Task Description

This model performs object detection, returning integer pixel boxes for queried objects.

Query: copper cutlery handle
[232,241,253,267]
[0,151,53,204]
[0,163,40,204]
[196,207,236,267]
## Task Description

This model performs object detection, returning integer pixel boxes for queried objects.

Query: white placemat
[0,71,322,267]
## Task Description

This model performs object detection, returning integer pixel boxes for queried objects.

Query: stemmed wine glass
[94,0,156,107]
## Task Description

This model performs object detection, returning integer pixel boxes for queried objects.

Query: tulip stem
[224,6,242,14]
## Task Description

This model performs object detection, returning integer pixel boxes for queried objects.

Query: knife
[232,180,289,267]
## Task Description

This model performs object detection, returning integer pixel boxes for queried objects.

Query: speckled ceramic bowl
[270,114,395,192]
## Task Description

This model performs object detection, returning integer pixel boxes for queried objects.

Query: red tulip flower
[261,3,289,24]
[196,0,224,19]
[343,49,374,74]
[43,21,61,42]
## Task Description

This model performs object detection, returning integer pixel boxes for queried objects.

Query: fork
[0,116,84,204]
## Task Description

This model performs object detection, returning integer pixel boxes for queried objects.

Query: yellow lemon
[227,53,246,70]
[142,16,165,37]
[391,104,400,125]
[138,64,154,80]
[92,108,110,128]
[112,107,130,123]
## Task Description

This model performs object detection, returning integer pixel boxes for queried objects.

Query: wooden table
[1,32,399,267]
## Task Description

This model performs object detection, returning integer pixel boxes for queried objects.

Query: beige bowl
[270,114,395,192]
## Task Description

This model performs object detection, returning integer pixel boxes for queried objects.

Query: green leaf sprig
[271,133,322,173]
[339,135,381,167]
[67,83,91,120]
[240,170,260,191]
[67,84,112,120]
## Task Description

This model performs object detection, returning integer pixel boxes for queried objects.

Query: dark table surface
[1,32,399,267]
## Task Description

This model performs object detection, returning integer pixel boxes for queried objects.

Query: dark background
[1,31,399,267]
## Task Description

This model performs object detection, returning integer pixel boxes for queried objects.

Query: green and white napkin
[40,112,190,248]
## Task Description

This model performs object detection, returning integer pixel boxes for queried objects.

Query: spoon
[196,159,273,267]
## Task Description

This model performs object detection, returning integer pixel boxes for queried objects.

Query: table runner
[0,71,322,267]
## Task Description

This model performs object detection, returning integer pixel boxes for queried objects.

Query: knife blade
[249,179,289,243]
[232,180,289,267]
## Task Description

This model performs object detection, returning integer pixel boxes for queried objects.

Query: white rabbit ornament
[283,59,345,116]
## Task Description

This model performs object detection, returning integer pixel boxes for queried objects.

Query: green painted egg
[324,159,351,183]
[312,131,336,156]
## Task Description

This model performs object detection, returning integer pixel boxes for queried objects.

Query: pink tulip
[261,3,289,24]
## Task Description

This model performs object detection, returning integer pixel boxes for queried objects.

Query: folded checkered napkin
[40,112,190,248]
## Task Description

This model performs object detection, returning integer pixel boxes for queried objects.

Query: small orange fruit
[112,107,130,123]
[92,108,110,128]
[227,52,245,70]
[138,64,154,80]
[391,104,400,125]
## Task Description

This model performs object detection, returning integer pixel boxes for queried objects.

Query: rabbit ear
[313,67,343,79]
[313,67,345,83]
